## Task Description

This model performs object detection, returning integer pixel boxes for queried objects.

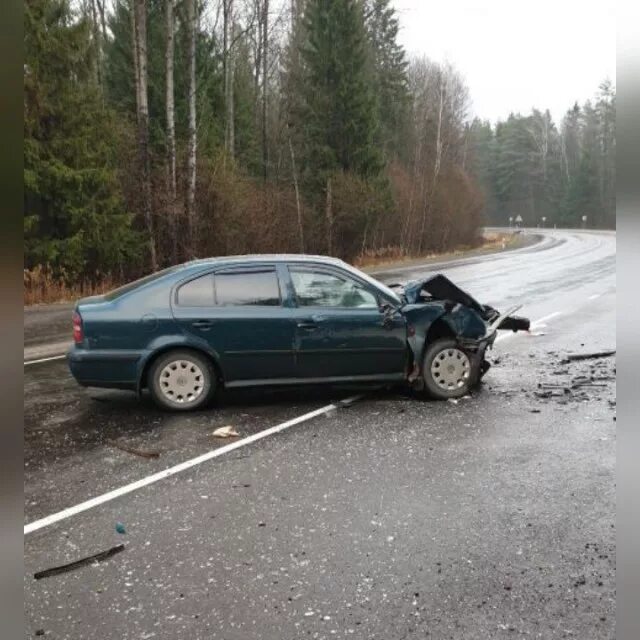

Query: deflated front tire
[422,338,478,400]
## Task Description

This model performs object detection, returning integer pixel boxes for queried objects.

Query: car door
[286,264,407,380]
[171,265,297,384]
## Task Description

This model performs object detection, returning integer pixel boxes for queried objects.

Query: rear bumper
[67,347,141,390]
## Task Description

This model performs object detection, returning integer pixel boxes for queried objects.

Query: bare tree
[527,109,553,182]
[133,0,158,270]
[96,0,107,44]
[165,0,178,261]
[90,0,102,86]
[287,129,304,251]
[223,0,235,158]
[252,0,262,109]
[325,177,333,255]
[186,0,197,256]
[130,1,141,114]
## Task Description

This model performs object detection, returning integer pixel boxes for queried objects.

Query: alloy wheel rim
[159,360,205,404]
[430,348,470,391]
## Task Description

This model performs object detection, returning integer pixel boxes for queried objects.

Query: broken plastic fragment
[212,426,240,438]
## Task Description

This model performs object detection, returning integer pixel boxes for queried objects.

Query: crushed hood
[401,274,484,313]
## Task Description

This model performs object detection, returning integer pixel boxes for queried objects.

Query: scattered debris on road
[111,441,160,459]
[115,522,126,534]
[531,349,616,408]
[34,544,125,580]
[212,425,240,438]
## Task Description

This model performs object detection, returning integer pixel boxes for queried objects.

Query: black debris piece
[111,441,160,459]
[34,544,125,580]
[562,350,616,363]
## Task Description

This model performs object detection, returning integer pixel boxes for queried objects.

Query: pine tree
[24,0,141,281]
[560,151,599,227]
[467,118,498,222]
[300,0,382,181]
[363,0,409,159]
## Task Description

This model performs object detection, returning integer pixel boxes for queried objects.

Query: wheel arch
[425,317,457,346]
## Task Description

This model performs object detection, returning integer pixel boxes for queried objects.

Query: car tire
[148,350,215,411]
[422,338,476,400]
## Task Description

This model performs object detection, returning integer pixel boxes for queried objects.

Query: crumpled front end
[394,274,530,387]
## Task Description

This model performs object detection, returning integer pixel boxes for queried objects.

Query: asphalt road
[24,229,616,639]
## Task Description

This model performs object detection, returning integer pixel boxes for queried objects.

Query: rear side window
[215,270,280,306]
[177,273,215,306]
[176,269,281,306]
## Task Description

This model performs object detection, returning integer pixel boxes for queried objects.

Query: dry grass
[25,233,517,306]
[355,232,515,270]
[24,266,121,306]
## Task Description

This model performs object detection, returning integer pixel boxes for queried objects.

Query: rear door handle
[192,320,214,330]
[296,321,317,330]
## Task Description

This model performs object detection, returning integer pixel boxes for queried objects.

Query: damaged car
[67,255,530,411]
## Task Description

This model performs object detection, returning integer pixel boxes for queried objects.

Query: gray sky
[392,0,616,124]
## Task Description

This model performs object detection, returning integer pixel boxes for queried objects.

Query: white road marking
[588,293,602,300]
[495,311,563,343]
[24,396,361,535]
[24,354,67,366]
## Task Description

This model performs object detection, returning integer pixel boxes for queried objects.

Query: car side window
[214,270,281,306]
[289,268,378,308]
[176,273,215,306]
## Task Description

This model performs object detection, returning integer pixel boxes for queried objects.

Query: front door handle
[296,321,317,330]
[192,320,214,330]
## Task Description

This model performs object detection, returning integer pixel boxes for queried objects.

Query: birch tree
[132,0,158,270]
[186,0,197,255]
[262,0,269,180]
[223,0,235,157]
[165,0,177,259]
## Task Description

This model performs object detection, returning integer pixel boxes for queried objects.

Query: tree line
[24,1,614,291]
[468,81,615,229]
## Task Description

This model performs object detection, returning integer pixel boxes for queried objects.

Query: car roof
[180,254,402,304]
[184,254,348,268]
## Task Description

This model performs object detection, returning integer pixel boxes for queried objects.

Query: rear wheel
[422,338,474,399]
[148,350,215,411]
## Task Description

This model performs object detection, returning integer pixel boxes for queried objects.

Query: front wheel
[148,350,215,411]
[422,338,475,399]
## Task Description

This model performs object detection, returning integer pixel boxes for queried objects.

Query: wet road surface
[24,229,616,639]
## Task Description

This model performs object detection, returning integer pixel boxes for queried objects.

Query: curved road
[24,229,616,640]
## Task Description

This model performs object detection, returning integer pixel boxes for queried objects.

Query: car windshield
[104,265,184,301]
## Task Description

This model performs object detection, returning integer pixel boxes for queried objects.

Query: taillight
[72,311,83,344]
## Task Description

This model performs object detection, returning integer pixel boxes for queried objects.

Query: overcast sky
[392,0,616,124]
